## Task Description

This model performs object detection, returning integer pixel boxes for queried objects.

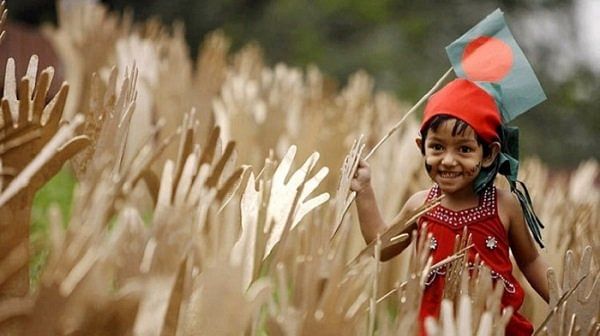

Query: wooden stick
[331,67,453,241]
[364,67,453,161]
[429,244,474,270]
[388,194,444,229]
[371,244,473,308]
[368,236,381,335]
[375,286,401,305]
[348,195,443,266]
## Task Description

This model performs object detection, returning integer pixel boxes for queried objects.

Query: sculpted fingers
[299,166,328,200]
[288,151,318,188]
[547,267,561,306]
[272,145,296,186]
[294,192,330,226]
[157,160,175,209]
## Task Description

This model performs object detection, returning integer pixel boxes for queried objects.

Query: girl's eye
[429,144,443,151]
[460,146,474,153]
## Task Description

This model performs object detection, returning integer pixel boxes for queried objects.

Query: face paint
[465,161,482,177]
[422,118,487,196]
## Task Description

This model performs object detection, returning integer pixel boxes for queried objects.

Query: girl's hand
[350,159,371,194]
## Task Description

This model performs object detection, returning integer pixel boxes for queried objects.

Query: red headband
[421,79,501,143]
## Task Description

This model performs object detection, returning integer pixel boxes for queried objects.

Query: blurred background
[4,0,599,168]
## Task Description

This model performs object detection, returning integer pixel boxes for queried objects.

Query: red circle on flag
[461,36,513,82]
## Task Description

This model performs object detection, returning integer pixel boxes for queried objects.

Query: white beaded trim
[424,265,446,286]
[467,262,516,293]
[424,262,516,294]
[424,185,496,227]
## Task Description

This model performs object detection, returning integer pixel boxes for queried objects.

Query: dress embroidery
[424,184,496,227]
[423,262,516,294]
[421,184,515,295]
[429,236,438,251]
[424,264,446,286]
[485,236,498,249]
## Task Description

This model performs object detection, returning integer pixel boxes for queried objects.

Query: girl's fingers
[349,180,360,192]
[355,169,370,182]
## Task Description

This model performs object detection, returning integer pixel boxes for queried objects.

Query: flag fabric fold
[446,9,547,248]
[445,8,546,122]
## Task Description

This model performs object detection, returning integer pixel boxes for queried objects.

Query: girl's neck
[439,185,480,211]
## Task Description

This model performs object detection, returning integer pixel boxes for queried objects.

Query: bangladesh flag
[446,9,546,122]
[448,9,547,247]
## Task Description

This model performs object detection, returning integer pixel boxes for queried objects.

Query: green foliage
[515,68,600,166]
[9,0,597,168]
[30,167,76,284]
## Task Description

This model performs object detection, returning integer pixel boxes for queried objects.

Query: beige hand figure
[1,56,89,193]
[330,135,364,239]
[263,145,329,258]
[424,264,513,336]
[541,246,599,335]
[0,55,89,301]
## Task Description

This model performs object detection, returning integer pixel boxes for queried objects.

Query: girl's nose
[441,152,457,166]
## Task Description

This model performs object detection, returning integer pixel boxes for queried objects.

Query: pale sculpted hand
[264,145,329,258]
[331,135,364,238]
[545,246,599,335]
[0,55,89,304]
[1,56,89,193]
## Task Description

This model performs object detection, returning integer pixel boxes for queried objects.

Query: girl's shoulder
[495,186,524,226]
[404,189,431,212]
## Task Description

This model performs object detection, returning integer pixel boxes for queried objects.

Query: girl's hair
[419,114,492,157]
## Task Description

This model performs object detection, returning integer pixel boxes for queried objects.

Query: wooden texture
[0,53,88,305]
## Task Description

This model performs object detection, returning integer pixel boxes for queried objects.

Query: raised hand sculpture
[0,55,89,301]
[538,246,600,336]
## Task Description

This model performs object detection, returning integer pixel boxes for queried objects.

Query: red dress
[418,184,533,336]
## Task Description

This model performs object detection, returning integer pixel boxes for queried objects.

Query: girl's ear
[415,137,424,154]
[482,142,501,168]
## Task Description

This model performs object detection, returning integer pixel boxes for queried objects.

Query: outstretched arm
[351,160,386,244]
[504,190,550,303]
[351,160,427,261]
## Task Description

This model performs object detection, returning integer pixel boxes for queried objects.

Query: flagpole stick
[364,67,453,161]
[330,67,453,242]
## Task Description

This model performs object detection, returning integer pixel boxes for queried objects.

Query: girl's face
[421,120,484,197]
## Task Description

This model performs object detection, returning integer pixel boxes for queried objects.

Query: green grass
[30,167,77,285]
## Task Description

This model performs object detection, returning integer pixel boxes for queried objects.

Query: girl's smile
[438,171,462,178]
[420,120,484,199]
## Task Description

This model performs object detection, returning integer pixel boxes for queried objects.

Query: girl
[351,79,549,335]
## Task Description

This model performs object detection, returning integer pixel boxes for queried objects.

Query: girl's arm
[354,183,387,244]
[502,190,550,303]
[351,160,386,244]
[377,192,427,261]
[351,160,427,261]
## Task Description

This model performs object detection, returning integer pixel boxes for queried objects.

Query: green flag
[446,9,546,122]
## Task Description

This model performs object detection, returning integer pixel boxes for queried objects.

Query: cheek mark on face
[465,161,482,177]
